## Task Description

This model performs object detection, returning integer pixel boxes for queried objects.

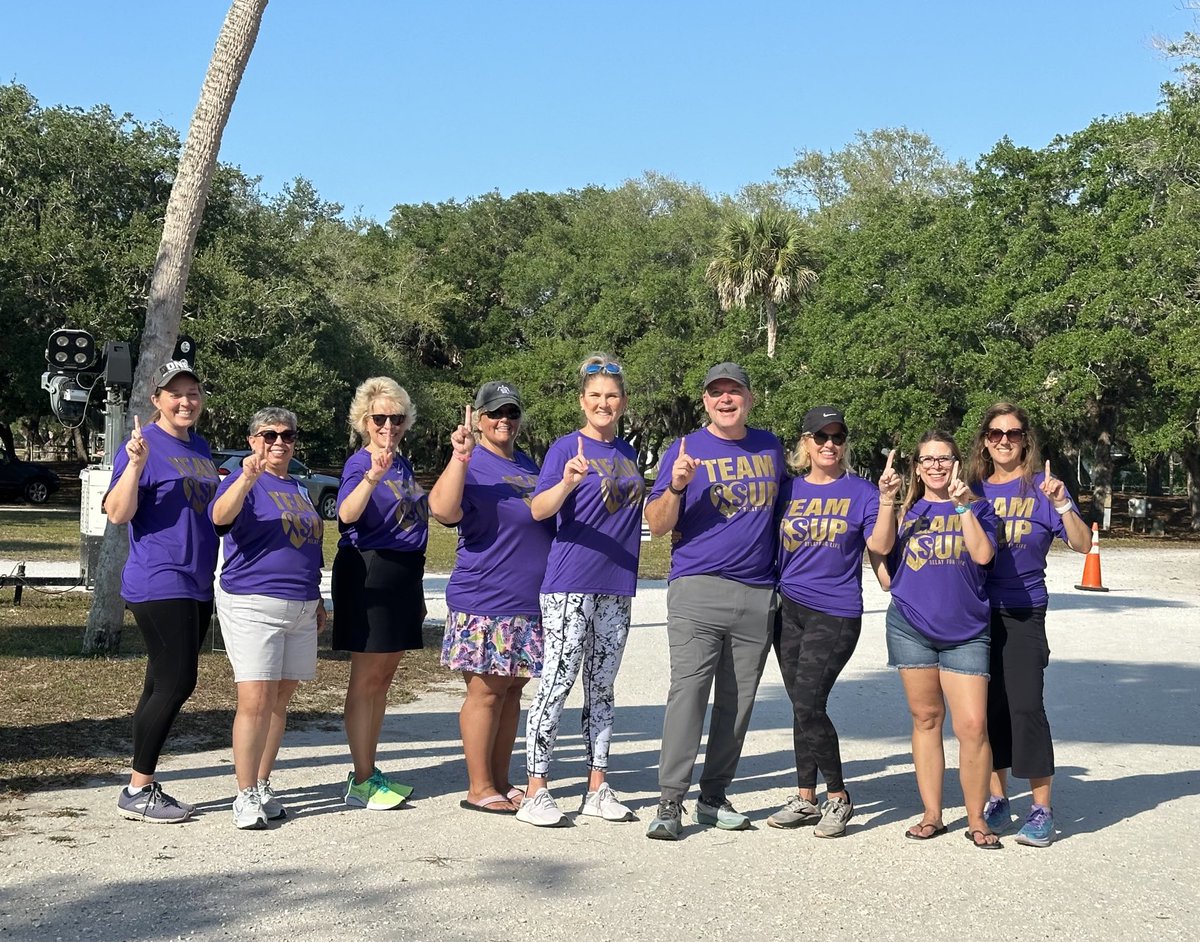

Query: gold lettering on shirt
[587,454,645,514]
[695,453,778,516]
[779,496,853,551]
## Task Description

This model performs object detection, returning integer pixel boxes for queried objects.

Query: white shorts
[216,591,320,683]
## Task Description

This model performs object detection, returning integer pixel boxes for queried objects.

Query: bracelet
[668,483,686,496]
[364,475,381,486]
[1054,501,1072,515]
[954,504,970,515]
[453,452,471,464]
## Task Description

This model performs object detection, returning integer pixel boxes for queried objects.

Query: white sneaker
[232,786,268,830]
[579,782,634,822]
[515,787,567,827]
[257,779,287,821]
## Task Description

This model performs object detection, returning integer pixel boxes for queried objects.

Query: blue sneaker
[983,795,1011,833]
[1016,804,1055,847]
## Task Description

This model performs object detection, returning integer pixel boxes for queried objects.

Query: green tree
[704,209,818,359]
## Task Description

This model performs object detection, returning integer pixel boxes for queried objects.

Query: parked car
[0,445,61,504]
[212,449,340,520]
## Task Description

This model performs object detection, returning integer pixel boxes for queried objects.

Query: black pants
[988,607,1054,779]
[126,598,213,776]
[773,597,861,793]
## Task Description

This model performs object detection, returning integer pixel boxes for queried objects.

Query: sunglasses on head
[986,427,1027,444]
[254,429,298,445]
[810,430,847,446]
[584,362,622,376]
[370,413,406,428]
[485,406,522,420]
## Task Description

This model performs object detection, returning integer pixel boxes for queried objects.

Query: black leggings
[987,607,1054,780]
[773,597,862,793]
[126,598,213,776]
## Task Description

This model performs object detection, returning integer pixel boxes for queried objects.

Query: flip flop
[506,787,525,802]
[904,821,948,841]
[964,829,1003,850]
[460,794,517,815]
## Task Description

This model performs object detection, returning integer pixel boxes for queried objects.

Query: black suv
[212,449,340,520]
[0,444,61,504]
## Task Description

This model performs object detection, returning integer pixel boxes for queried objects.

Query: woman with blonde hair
[881,430,1002,848]
[333,376,428,810]
[516,354,645,827]
[767,407,900,837]
[965,402,1090,846]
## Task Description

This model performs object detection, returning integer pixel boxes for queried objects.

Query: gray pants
[657,575,777,802]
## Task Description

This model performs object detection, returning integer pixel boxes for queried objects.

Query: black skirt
[331,546,426,653]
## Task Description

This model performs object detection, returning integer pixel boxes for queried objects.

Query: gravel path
[2,545,1198,941]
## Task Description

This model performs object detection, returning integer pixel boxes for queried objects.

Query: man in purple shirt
[643,363,784,840]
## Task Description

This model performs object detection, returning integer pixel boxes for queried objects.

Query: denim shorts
[885,603,990,677]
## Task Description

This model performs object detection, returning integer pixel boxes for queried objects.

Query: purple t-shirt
[979,473,1076,609]
[534,434,644,597]
[777,473,880,618]
[649,427,785,587]
[212,470,324,601]
[336,449,429,552]
[445,447,555,616]
[887,498,999,643]
[107,423,220,603]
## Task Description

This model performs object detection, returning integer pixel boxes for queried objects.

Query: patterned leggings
[525,593,632,778]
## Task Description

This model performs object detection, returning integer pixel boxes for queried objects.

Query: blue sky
[1,1,1189,221]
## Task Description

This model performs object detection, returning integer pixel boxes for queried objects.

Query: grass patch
[0,510,80,562]
[0,592,449,798]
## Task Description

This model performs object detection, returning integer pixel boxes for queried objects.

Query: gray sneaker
[257,779,287,821]
[646,799,684,841]
[696,795,750,831]
[813,795,854,838]
[767,794,822,829]
[232,786,268,830]
[117,782,192,824]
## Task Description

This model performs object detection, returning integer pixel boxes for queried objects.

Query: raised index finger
[1044,459,1052,481]
[577,435,585,458]
[465,404,473,429]
[132,414,142,435]
[882,448,895,475]
[951,460,961,482]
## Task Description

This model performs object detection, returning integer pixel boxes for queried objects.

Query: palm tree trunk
[764,298,778,359]
[83,0,269,655]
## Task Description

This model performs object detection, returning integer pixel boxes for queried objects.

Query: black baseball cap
[474,381,523,413]
[802,406,847,435]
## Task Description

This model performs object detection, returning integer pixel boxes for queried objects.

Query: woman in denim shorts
[877,430,1002,849]
[428,382,554,814]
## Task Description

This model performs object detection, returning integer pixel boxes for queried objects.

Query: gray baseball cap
[474,381,523,413]
[703,362,751,391]
[156,359,201,390]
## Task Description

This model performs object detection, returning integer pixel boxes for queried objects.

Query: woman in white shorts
[211,407,326,829]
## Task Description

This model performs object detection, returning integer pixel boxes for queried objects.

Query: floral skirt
[440,609,544,677]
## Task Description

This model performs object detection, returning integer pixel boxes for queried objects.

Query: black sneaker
[646,799,684,840]
[117,782,191,824]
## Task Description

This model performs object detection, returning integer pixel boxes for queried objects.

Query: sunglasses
[584,362,623,376]
[809,431,847,446]
[254,429,298,445]
[916,455,955,468]
[484,406,522,420]
[370,414,406,428]
[986,427,1027,444]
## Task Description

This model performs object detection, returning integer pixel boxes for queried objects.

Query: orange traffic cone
[1075,522,1109,592]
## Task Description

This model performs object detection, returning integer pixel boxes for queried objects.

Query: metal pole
[102,385,126,468]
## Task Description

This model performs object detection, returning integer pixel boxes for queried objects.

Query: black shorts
[331,546,426,653]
